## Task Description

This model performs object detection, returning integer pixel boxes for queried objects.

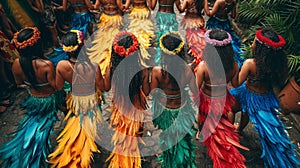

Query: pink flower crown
[204,30,232,47]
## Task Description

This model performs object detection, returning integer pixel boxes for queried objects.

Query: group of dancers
[0,0,300,168]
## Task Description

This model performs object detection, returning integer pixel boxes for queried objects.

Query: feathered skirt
[0,93,58,168]
[230,83,300,168]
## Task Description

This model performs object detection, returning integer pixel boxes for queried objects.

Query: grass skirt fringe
[155,11,178,65]
[71,11,94,37]
[48,92,103,168]
[181,16,206,71]
[106,93,147,168]
[127,7,155,68]
[0,94,58,168]
[152,92,197,168]
[206,16,244,67]
[230,83,300,167]
[87,13,123,75]
[198,91,248,168]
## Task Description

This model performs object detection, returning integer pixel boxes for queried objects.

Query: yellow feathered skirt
[127,7,155,68]
[87,13,123,76]
[48,92,103,168]
[106,94,147,168]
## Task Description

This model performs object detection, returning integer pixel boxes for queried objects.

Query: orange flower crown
[113,31,139,57]
[13,27,41,50]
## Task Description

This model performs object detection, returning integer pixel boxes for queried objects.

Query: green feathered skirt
[0,94,58,168]
[152,93,197,168]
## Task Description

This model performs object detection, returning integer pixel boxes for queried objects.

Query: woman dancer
[123,0,155,67]
[85,0,123,75]
[196,29,248,168]
[151,32,197,167]
[48,30,105,167]
[180,0,206,71]
[0,27,58,168]
[230,29,300,167]
[105,31,150,168]
[149,0,181,65]
[203,0,244,67]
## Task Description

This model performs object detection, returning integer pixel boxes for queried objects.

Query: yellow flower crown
[62,30,84,52]
[13,27,41,49]
[159,31,185,55]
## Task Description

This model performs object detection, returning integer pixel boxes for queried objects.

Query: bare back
[158,0,176,13]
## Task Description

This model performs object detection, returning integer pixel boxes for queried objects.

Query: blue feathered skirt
[155,11,178,65]
[230,83,300,168]
[206,16,244,67]
[152,92,197,168]
[0,94,58,168]
[71,11,94,36]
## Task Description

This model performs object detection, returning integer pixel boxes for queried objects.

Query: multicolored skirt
[48,92,103,168]
[206,16,244,67]
[0,93,58,168]
[230,83,300,167]
[198,91,248,168]
[152,92,197,168]
[128,6,155,68]
[87,13,123,75]
[155,11,178,65]
[0,31,20,63]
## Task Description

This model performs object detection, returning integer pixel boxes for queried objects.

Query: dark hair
[110,33,146,110]
[17,28,46,89]
[253,29,287,87]
[195,0,203,14]
[62,31,82,59]
[161,32,187,89]
[204,29,235,77]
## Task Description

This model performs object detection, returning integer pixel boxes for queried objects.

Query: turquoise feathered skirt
[71,11,94,36]
[155,11,178,65]
[206,16,244,67]
[152,92,197,168]
[230,83,300,168]
[0,94,58,168]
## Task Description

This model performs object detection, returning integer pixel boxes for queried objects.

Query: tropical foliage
[237,0,300,76]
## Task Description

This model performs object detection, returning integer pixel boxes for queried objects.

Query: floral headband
[63,30,84,52]
[13,27,41,49]
[255,29,286,49]
[204,29,232,46]
[113,31,139,57]
[159,31,185,55]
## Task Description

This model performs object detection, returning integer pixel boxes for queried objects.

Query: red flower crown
[113,31,139,57]
[255,29,286,49]
[13,27,41,49]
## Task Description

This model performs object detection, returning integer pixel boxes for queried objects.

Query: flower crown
[13,27,41,49]
[255,29,286,49]
[160,32,185,55]
[204,29,232,46]
[113,31,139,57]
[63,30,84,52]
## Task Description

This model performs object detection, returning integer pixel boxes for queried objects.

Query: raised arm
[203,0,219,16]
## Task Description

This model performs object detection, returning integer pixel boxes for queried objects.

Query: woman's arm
[231,62,239,88]
[27,0,43,13]
[142,68,150,96]
[238,59,251,86]
[84,0,95,9]
[149,0,157,10]
[178,0,187,13]
[46,61,56,90]
[95,64,105,91]
[54,0,68,11]
[149,67,160,94]
[203,0,219,16]
[195,61,205,90]
[55,62,65,91]
[12,59,24,86]
[175,0,184,13]
[230,0,237,18]
[104,66,112,92]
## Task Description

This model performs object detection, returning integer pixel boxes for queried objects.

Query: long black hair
[253,29,288,87]
[160,32,187,89]
[17,28,46,89]
[204,29,235,78]
[110,32,145,110]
